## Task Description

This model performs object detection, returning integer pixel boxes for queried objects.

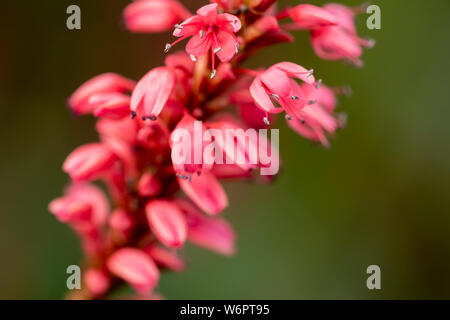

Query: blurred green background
[1,0,450,299]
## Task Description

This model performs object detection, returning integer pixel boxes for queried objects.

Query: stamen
[291,95,300,100]
[271,93,280,100]
[190,54,197,62]
[210,69,217,79]
[316,79,322,89]
[301,118,306,124]
[308,100,316,105]
[174,24,183,30]
[235,43,240,54]
[188,172,192,182]
[214,47,222,54]
[177,174,189,180]
[148,115,157,121]
[285,114,292,120]
[199,30,204,39]
[130,111,137,119]
[307,69,314,77]
[164,43,171,53]
[263,117,270,126]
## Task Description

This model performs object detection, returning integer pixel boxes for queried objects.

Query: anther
[307,69,314,77]
[177,174,189,180]
[174,24,183,29]
[188,172,192,182]
[235,43,239,54]
[190,54,197,62]
[164,43,171,53]
[199,30,204,38]
[271,93,280,100]
[291,95,299,100]
[130,111,137,119]
[263,117,270,126]
[210,69,217,79]
[316,79,322,89]
[214,47,222,54]
[308,100,316,105]
[148,115,157,121]
[285,114,292,120]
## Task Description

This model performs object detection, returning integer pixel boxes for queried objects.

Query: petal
[131,67,176,118]
[84,269,110,298]
[289,4,337,29]
[214,30,238,62]
[144,244,185,271]
[196,4,218,23]
[146,200,187,247]
[178,170,228,215]
[218,13,241,32]
[249,78,278,113]
[186,34,212,58]
[90,92,131,119]
[273,62,316,84]
[107,248,159,294]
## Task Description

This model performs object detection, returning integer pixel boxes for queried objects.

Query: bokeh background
[1,0,450,299]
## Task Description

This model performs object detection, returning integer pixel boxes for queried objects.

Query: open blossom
[51,0,373,299]
[290,3,374,66]
[249,62,318,124]
[166,3,241,77]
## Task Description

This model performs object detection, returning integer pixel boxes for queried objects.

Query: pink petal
[219,13,242,32]
[144,244,185,272]
[84,269,110,298]
[90,92,131,119]
[273,62,316,84]
[130,67,176,119]
[186,34,212,58]
[138,172,162,197]
[249,78,278,113]
[196,4,218,23]
[178,169,228,215]
[146,200,187,248]
[214,30,238,62]
[289,4,337,29]
[107,248,160,294]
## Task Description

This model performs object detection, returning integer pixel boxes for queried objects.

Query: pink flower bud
[144,244,185,272]
[85,269,110,298]
[138,172,162,197]
[131,67,176,120]
[145,200,187,248]
[68,73,135,115]
[124,0,191,33]
[289,4,337,29]
[63,143,116,181]
[109,209,134,233]
[178,169,228,215]
[107,248,160,294]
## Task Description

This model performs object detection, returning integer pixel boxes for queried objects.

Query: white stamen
[199,30,204,38]
[190,54,197,62]
[174,24,183,29]
[285,114,292,120]
[307,69,314,77]
[235,43,239,54]
[164,43,171,53]
[291,95,299,100]
[177,174,189,180]
[316,79,322,89]
[214,47,222,54]
[263,117,270,126]
[210,69,217,79]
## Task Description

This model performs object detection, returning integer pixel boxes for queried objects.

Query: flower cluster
[50,0,373,299]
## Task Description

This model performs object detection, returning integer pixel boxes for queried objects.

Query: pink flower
[177,199,235,256]
[84,269,110,298]
[178,169,228,215]
[145,200,188,248]
[289,4,337,29]
[124,0,191,33]
[166,3,241,77]
[287,84,343,147]
[63,143,116,181]
[107,248,160,294]
[68,73,135,115]
[130,67,176,120]
[144,244,185,272]
[290,3,374,66]
[249,62,318,123]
